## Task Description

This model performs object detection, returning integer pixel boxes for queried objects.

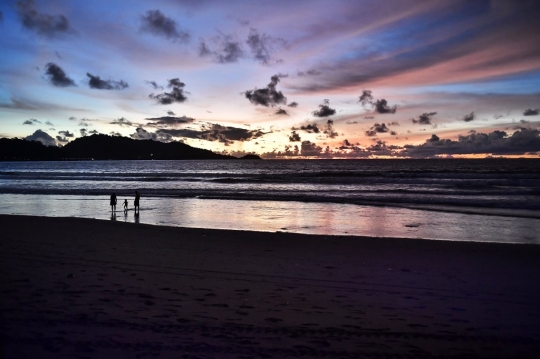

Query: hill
[0,135,258,161]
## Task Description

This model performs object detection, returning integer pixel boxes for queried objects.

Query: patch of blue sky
[409,71,540,95]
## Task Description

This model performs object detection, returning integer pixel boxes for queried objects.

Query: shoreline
[1,214,540,358]
[1,194,539,244]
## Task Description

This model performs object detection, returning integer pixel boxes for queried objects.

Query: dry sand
[1,214,539,358]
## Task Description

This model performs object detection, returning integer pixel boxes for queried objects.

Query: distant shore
[1,214,539,358]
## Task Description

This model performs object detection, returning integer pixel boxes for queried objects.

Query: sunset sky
[1,0,540,158]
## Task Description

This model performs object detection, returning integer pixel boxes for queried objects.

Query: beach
[1,215,539,358]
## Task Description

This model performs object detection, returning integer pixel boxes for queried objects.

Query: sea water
[0,159,539,244]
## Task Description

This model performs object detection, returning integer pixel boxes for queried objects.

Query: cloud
[25,129,56,146]
[146,80,163,90]
[110,117,134,127]
[44,62,76,87]
[56,135,69,143]
[358,90,396,114]
[130,127,173,142]
[89,130,99,135]
[412,112,437,125]
[365,122,390,136]
[244,75,287,107]
[110,131,122,137]
[145,115,195,127]
[17,0,75,38]
[86,73,128,90]
[246,28,286,65]
[45,121,54,126]
[78,121,90,127]
[297,69,321,77]
[79,128,87,136]
[402,128,540,157]
[149,78,188,104]
[287,102,298,108]
[301,140,323,156]
[22,118,41,125]
[299,123,320,133]
[58,130,74,137]
[167,110,175,116]
[275,108,288,115]
[323,119,338,138]
[312,99,336,117]
[523,109,539,116]
[289,131,301,142]
[156,123,265,145]
[199,34,244,63]
[373,99,397,114]
[462,112,475,122]
[140,10,189,43]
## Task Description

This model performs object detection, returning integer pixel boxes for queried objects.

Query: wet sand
[1,214,539,358]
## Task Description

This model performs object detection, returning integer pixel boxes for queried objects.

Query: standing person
[110,193,117,212]
[134,191,140,213]
[123,199,128,213]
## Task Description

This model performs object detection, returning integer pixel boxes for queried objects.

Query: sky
[1,0,540,158]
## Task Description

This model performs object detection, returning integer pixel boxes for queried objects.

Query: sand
[1,214,539,358]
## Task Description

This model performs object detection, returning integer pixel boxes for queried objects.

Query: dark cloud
[289,131,301,142]
[56,135,69,143]
[199,34,244,64]
[22,118,41,125]
[312,99,336,117]
[287,102,298,108]
[86,73,128,90]
[246,28,286,65]
[373,99,397,114]
[149,78,188,105]
[25,129,56,146]
[523,108,539,116]
[145,116,195,128]
[324,119,338,138]
[131,127,173,142]
[44,62,76,87]
[358,90,396,114]
[140,10,189,43]
[110,117,134,127]
[17,0,75,38]
[297,69,321,77]
[156,123,265,145]
[110,132,122,137]
[45,121,54,126]
[412,112,437,125]
[301,141,323,156]
[365,122,390,136]
[388,121,400,126]
[244,75,287,107]
[78,121,90,127]
[167,110,175,116]
[89,130,99,135]
[146,80,163,90]
[79,128,87,136]
[69,116,76,120]
[402,128,540,157]
[275,108,288,115]
[462,112,475,122]
[358,90,374,107]
[299,123,320,133]
[58,130,74,137]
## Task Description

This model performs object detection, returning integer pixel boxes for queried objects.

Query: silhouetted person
[123,199,128,213]
[110,193,117,212]
[134,191,140,213]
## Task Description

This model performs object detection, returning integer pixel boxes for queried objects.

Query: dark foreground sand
[1,215,539,358]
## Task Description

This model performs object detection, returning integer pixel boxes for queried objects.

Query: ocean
[1,159,539,244]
